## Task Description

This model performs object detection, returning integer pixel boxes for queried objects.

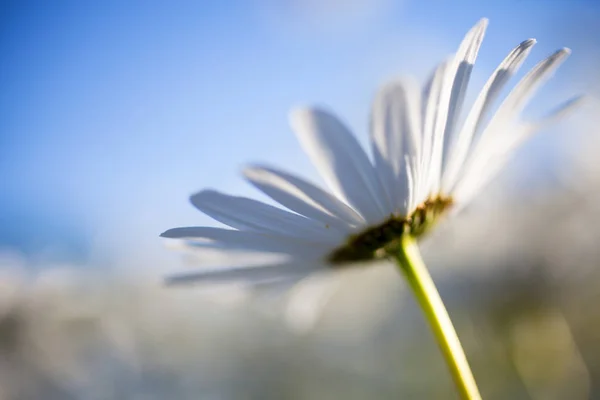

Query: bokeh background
[1,0,600,399]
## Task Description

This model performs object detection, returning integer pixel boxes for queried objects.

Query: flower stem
[393,235,482,400]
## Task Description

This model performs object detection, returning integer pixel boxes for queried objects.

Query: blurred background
[1,0,599,398]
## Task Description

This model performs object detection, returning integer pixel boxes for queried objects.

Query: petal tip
[474,17,489,32]
[289,106,337,137]
[160,229,176,238]
[564,94,588,109]
[189,189,223,211]
[242,164,262,180]
[164,274,189,286]
[190,188,216,202]
[289,106,314,124]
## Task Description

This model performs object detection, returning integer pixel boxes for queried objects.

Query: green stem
[393,235,482,400]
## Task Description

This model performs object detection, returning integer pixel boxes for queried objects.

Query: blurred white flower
[163,18,581,285]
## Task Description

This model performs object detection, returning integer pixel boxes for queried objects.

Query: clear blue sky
[1,0,598,266]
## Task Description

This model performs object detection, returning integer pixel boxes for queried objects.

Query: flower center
[328,196,453,265]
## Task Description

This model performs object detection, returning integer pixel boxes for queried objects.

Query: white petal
[419,58,453,202]
[454,96,585,206]
[243,164,363,231]
[424,19,489,197]
[171,244,293,269]
[440,18,488,173]
[441,38,537,193]
[161,226,332,256]
[190,190,343,243]
[518,95,586,136]
[451,48,571,198]
[497,48,571,120]
[165,262,318,286]
[370,79,421,216]
[404,156,417,212]
[476,48,571,152]
[451,148,510,208]
[468,95,582,187]
[447,18,488,118]
[487,95,584,166]
[291,107,391,224]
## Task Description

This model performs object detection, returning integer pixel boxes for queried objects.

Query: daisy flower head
[162,18,582,285]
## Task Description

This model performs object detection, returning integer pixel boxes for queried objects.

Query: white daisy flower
[162,18,582,285]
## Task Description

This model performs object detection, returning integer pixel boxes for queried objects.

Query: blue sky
[1,0,598,267]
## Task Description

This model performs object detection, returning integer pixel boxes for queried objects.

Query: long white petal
[454,96,585,206]
[419,58,453,202]
[497,48,571,120]
[451,48,571,198]
[243,164,363,232]
[161,226,333,256]
[439,19,488,185]
[517,95,586,137]
[460,96,584,198]
[475,48,571,152]
[291,107,391,224]
[446,18,488,128]
[167,243,293,269]
[370,79,421,215]
[165,262,317,286]
[190,190,343,243]
[423,19,489,197]
[441,38,537,193]
[404,156,417,212]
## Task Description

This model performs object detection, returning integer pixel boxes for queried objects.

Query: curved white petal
[423,19,489,197]
[419,58,453,203]
[161,226,332,256]
[165,262,318,286]
[442,38,537,193]
[450,48,571,202]
[497,48,571,120]
[454,96,585,206]
[370,79,421,216]
[517,95,585,137]
[440,18,488,178]
[190,190,343,243]
[166,242,293,269]
[475,48,571,152]
[446,18,488,125]
[243,164,363,232]
[291,107,391,224]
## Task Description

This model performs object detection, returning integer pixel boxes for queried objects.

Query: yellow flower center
[328,196,453,264]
